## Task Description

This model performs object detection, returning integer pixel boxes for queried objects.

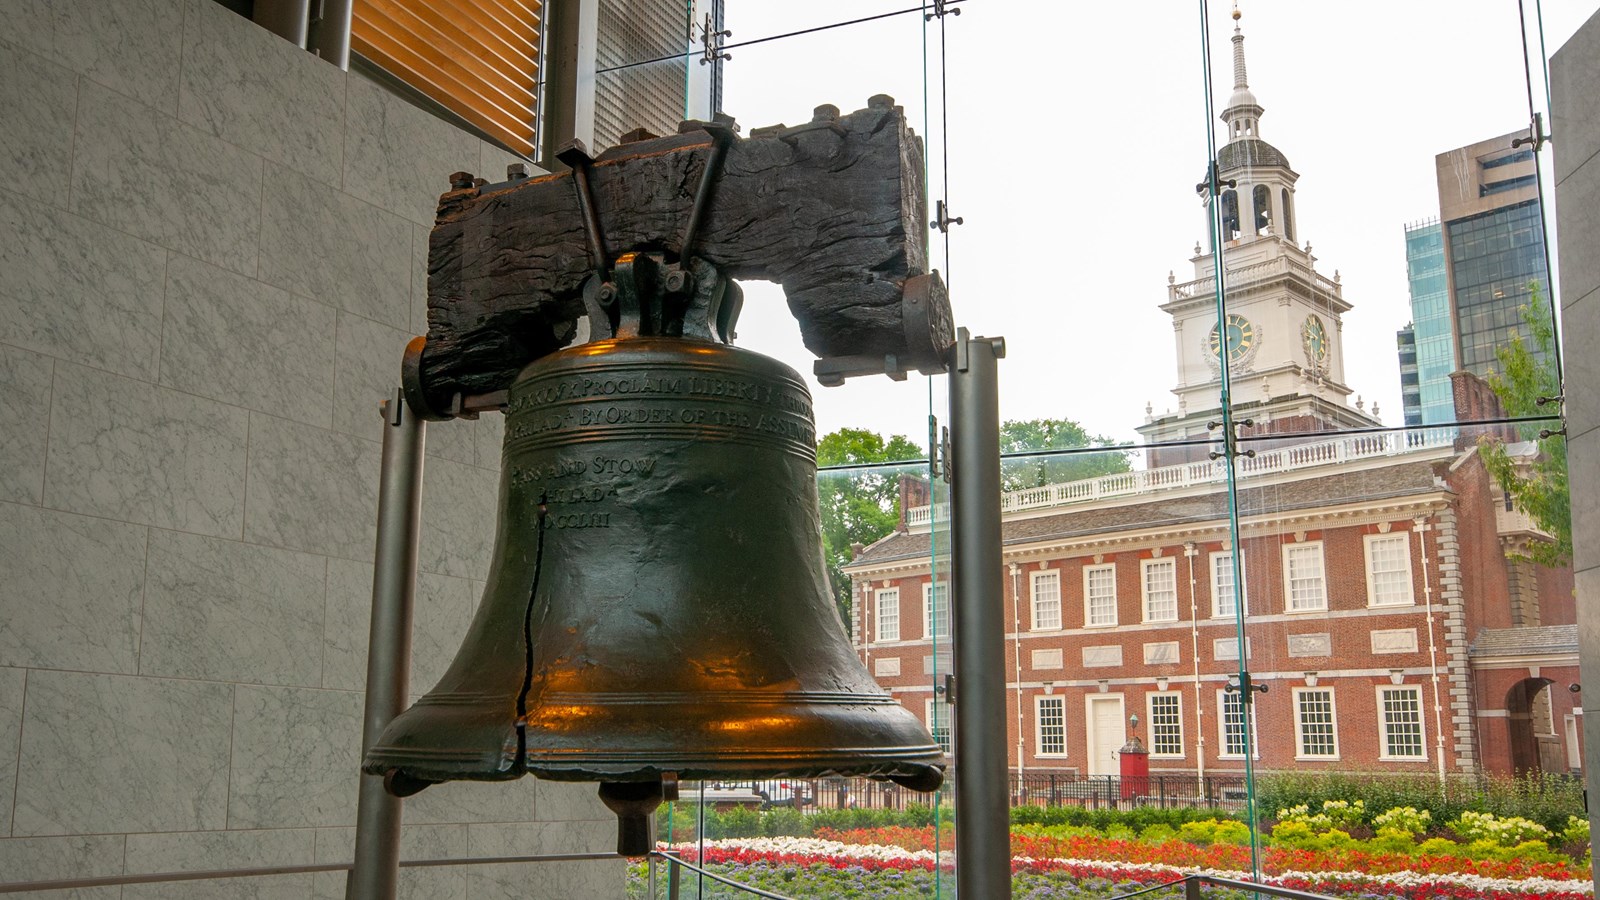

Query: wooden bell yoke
[403,94,955,419]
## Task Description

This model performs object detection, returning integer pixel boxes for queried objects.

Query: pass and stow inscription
[507,369,814,529]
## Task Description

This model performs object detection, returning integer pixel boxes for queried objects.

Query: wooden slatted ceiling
[353,0,541,156]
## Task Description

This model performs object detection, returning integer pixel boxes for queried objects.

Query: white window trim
[1364,533,1416,608]
[1141,557,1179,624]
[1210,550,1248,619]
[1291,686,1341,761]
[1376,685,1428,762]
[925,698,952,755]
[1282,541,1328,613]
[874,587,900,643]
[1146,691,1185,759]
[1030,569,1063,632]
[1215,689,1260,760]
[922,581,950,641]
[1083,564,1118,628]
[1034,694,1068,758]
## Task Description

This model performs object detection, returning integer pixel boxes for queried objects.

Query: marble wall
[0,0,620,895]
[1553,7,1600,884]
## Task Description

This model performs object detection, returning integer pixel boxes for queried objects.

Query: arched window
[1253,185,1272,235]
[1221,189,1240,240]
[1281,189,1295,242]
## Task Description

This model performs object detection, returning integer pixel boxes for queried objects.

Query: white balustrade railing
[1168,256,1343,303]
[901,427,1458,529]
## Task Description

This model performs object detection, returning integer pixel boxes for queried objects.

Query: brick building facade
[845,428,1578,780]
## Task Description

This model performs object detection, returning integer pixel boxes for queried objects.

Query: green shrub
[1255,770,1584,834]
[1417,837,1463,858]
[1104,824,1137,842]
[1009,804,1240,831]
[1372,805,1432,836]
[1311,828,1357,852]
[1319,799,1365,828]
[1562,814,1591,846]
[1140,823,1180,844]
[1446,810,1551,846]
[1268,820,1316,849]
[1275,804,1334,832]
[1368,827,1419,853]
[1178,819,1252,846]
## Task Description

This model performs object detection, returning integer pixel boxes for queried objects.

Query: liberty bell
[365,249,945,853]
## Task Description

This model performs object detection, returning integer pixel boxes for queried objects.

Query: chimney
[897,474,930,531]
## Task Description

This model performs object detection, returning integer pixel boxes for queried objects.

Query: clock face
[1302,315,1328,368]
[1208,314,1256,365]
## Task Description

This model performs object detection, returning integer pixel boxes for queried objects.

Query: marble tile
[426,416,481,468]
[334,312,414,442]
[178,0,344,186]
[1576,567,1600,686]
[419,457,497,579]
[312,824,468,900]
[322,558,373,692]
[259,163,413,329]
[0,191,167,379]
[245,414,381,561]
[0,667,22,835]
[411,222,430,336]
[322,560,474,694]
[45,360,249,538]
[70,87,263,275]
[126,827,316,872]
[343,74,481,226]
[1553,18,1600,186]
[0,0,183,112]
[228,684,363,829]
[0,39,78,206]
[1572,428,1600,574]
[13,670,232,835]
[0,344,52,504]
[534,780,614,823]
[0,834,125,896]
[124,874,315,900]
[404,777,540,826]
[160,253,337,427]
[0,503,145,674]
[140,528,326,686]
[465,821,620,900]
[1557,159,1600,314]
[1563,293,1600,439]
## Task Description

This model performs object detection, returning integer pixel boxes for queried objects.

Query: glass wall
[616,1,1581,895]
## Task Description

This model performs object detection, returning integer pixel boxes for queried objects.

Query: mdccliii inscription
[404,96,954,417]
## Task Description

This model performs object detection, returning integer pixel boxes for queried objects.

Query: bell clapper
[598,779,670,857]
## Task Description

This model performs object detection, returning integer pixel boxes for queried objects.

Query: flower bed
[626,836,1595,900]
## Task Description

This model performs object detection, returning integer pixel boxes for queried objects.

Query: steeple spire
[1231,6,1249,91]
[1220,4,1263,142]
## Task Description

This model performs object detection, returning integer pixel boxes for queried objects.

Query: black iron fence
[692,772,1249,813]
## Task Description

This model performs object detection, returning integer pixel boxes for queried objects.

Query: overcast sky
[707,1,1600,455]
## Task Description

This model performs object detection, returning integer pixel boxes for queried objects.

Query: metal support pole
[949,328,1010,899]
[347,391,427,900]
[308,0,354,70]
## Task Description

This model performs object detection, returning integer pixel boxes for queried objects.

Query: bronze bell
[364,255,944,854]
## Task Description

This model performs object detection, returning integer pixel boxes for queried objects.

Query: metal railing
[906,426,1459,527]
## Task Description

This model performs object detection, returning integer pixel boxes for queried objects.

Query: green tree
[1479,289,1570,566]
[814,419,1133,630]
[816,428,924,631]
[999,418,1133,492]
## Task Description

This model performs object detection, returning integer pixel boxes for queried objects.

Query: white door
[1087,696,1125,777]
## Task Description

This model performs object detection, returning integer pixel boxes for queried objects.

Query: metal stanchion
[949,329,1010,899]
[347,390,427,900]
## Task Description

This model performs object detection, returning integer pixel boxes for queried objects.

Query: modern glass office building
[1400,220,1454,426]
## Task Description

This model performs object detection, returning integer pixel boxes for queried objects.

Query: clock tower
[1138,7,1379,463]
